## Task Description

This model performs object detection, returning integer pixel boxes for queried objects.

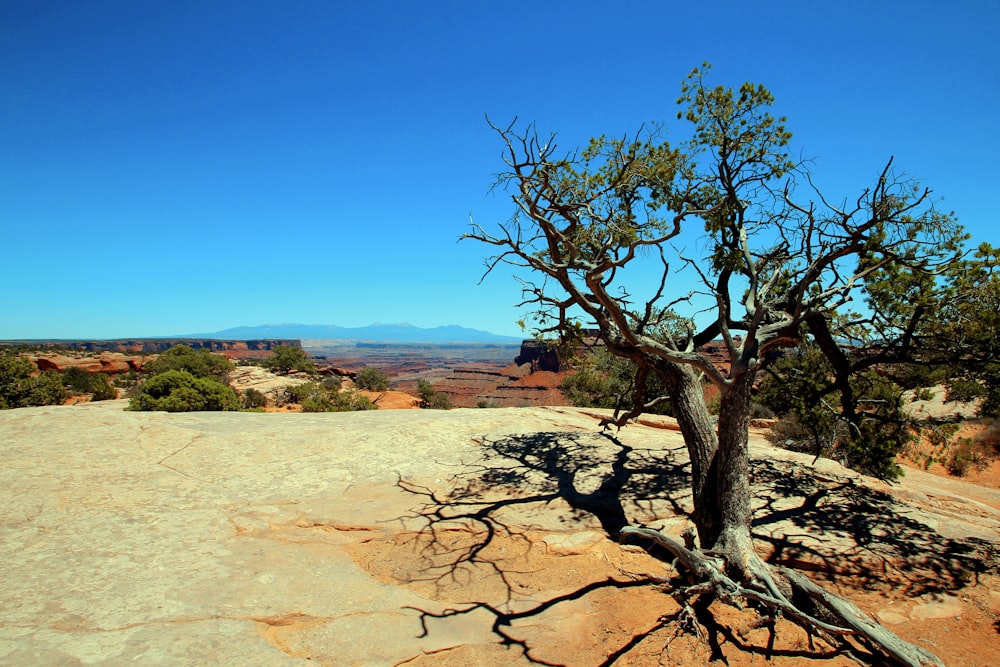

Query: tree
[130,369,240,412]
[0,354,67,408]
[262,345,316,374]
[923,243,1000,416]
[416,380,452,410]
[355,366,390,392]
[0,353,36,409]
[285,381,378,412]
[757,342,910,479]
[148,344,234,378]
[463,65,973,665]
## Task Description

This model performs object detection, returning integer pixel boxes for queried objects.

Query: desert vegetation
[129,345,240,412]
[465,64,998,665]
[416,379,453,409]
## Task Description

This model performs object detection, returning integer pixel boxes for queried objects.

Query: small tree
[0,353,36,409]
[262,345,316,374]
[463,65,976,665]
[284,381,378,412]
[148,345,233,378]
[130,370,240,412]
[242,388,268,409]
[417,380,452,410]
[355,366,390,392]
[88,373,119,401]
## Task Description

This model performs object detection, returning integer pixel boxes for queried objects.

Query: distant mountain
[190,323,522,344]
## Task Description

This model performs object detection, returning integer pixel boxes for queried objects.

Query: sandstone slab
[1,402,997,666]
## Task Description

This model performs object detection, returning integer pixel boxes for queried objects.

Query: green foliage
[0,353,37,409]
[148,345,233,379]
[560,347,673,416]
[62,367,93,393]
[61,367,118,401]
[262,346,316,374]
[417,380,452,410]
[241,388,268,409]
[21,370,68,407]
[285,381,377,412]
[355,366,390,392]
[757,344,908,480]
[0,354,69,409]
[130,370,240,412]
[88,373,118,401]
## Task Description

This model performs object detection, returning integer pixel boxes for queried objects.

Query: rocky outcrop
[514,339,561,372]
[2,403,996,666]
[422,362,569,408]
[31,353,153,374]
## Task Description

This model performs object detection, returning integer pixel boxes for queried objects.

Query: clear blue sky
[2,1,997,339]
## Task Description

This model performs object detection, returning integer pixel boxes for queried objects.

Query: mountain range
[188,323,522,344]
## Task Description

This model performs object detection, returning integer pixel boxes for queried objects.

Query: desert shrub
[417,380,452,409]
[321,376,343,390]
[262,346,316,374]
[945,439,987,476]
[148,345,233,379]
[62,367,93,393]
[355,367,390,392]
[285,382,319,404]
[0,353,36,408]
[286,381,377,412]
[61,367,118,401]
[20,370,68,407]
[130,370,240,412]
[477,398,501,408]
[975,421,1000,456]
[89,374,118,401]
[242,388,268,409]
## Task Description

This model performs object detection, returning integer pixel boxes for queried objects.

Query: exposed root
[620,525,944,667]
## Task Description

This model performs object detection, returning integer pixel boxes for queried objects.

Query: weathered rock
[514,339,561,372]
[1,403,997,666]
[31,352,152,374]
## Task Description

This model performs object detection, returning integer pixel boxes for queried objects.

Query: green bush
[242,388,268,409]
[89,374,119,401]
[130,370,240,412]
[148,345,233,379]
[355,367,390,392]
[62,367,93,393]
[1,353,37,409]
[262,346,316,374]
[61,367,118,401]
[286,381,377,412]
[417,380,452,410]
[21,370,68,407]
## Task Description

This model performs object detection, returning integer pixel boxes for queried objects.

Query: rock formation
[30,352,154,374]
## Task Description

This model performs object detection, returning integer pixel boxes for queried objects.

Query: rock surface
[1,402,998,666]
[30,352,154,374]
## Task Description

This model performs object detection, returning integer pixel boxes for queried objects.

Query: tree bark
[710,368,756,573]
[660,359,755,568]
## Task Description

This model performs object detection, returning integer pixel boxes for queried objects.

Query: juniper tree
[464,65,977,666]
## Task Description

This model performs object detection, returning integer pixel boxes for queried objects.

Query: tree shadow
[391,429,998,665]
[750,460,1000,596]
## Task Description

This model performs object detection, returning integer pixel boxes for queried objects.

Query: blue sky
[2,1,997,339]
